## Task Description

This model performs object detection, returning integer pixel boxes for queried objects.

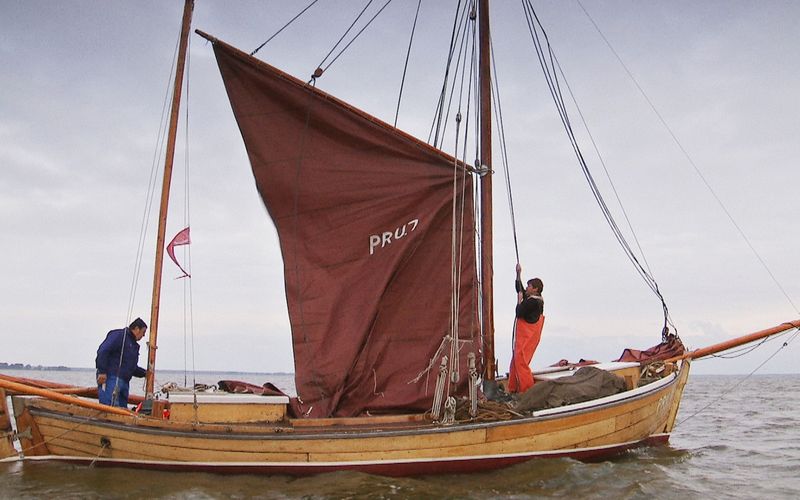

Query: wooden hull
[8,361,690,476]
[0,388,18,460]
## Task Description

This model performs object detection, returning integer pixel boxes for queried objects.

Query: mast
[478,0,495,381]
[145,0,194,397]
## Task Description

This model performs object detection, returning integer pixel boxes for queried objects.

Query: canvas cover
[513,366,627,413]
[218,380,288,397]
[615,335,685,363]
[211,39,480,417]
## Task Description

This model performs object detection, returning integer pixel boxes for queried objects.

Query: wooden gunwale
[20,370,679,442]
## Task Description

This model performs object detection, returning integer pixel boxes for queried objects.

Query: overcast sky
[1,1,798,378]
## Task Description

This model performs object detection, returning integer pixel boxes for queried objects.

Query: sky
[1,0,798,377]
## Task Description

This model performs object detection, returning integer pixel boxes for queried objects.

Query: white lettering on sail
[369,218,419,255]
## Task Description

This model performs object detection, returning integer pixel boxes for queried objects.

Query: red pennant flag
[166,227,191,279]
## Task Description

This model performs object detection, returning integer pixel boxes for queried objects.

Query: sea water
[1,370,798,499]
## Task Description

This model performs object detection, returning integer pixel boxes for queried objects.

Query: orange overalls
[508,314,545,394]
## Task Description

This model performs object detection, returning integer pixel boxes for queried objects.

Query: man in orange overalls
[508,264,545,394]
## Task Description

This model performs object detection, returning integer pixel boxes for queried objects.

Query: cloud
[1,1,797,376]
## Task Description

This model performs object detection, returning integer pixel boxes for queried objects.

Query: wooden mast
[145,0,195,397]
[478,0,496,381]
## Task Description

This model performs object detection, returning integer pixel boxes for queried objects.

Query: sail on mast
[202,34,481,417]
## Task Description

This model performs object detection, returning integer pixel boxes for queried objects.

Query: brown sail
[210,39,480,417]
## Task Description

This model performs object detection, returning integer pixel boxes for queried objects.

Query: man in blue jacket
[95,317,148,407]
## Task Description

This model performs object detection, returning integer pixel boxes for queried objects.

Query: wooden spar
[145,0,195,397]
[0,378,132,417]
[0,373,82,390]
[479,0,495,380]
[666,319,800,362]
[0,373,143,403]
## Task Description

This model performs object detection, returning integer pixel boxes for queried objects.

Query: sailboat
[2,0,798,475]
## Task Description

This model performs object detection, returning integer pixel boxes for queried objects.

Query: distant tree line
[0,362,72,371]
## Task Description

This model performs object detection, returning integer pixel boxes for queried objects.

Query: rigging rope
[250,0,321,56]
[707,328,796,359]
[575,0,799,317]
[446,2,479,395]
[416,0,482,401]
[126,34,182,327]
[315,0,374,74]
[16,408,110,456]
[122,23,199,395]
[428,0,468,147]
[449,113,463,389]
[116,30,184,400]
[438,5,475,149]
[521,1,675,339]
[676,326,800,427]
[394,0,423,127]
[489,39,520,265]
[312,0,394,80]
[182,35,197,390]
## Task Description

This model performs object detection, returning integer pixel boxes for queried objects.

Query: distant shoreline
[0,362,72,371]
[0,362,292,376]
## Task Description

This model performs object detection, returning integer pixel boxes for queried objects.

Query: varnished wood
[669,319,800,362]
[0,378,131,416]
[145,0,195,396]
[9,365,687,471]
[663,359,691,433]
[0,373,144,403]
[0,388,10,430]
[611,366,641,389]
[0,388,18,459]
[290,413,427,428]
[478,0,495,380]
[11,405,48,457]
[169,401,286,424]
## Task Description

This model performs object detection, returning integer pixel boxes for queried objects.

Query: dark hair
[129,317,148,330]
[527,278,543,293]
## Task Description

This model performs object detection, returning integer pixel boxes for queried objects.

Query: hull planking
[7,361,691,475]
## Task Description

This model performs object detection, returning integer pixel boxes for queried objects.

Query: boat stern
[8,395,49,457]
[0,389,20,460]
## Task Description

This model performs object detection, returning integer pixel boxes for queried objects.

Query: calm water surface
[1,370,798,499]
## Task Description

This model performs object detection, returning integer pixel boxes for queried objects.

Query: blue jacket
[95,328,147,381]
